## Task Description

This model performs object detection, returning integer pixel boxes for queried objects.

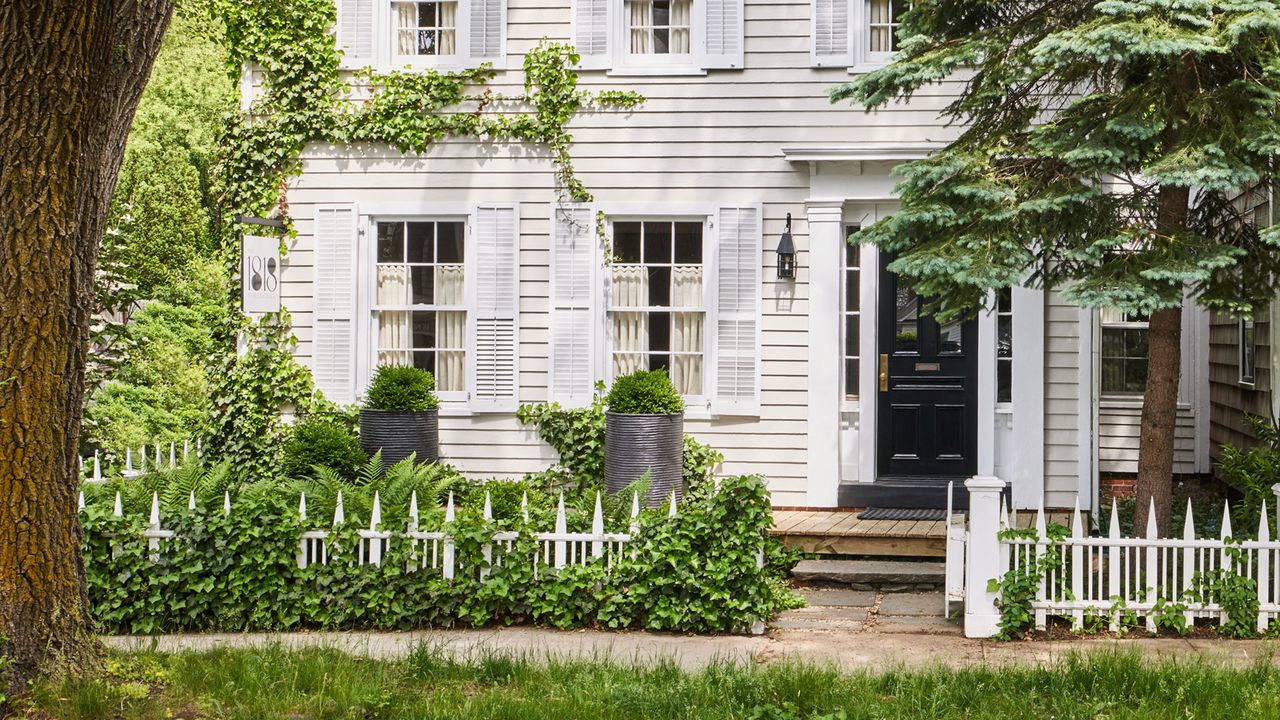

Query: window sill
[438,404,474,418]
[606,66,707,77]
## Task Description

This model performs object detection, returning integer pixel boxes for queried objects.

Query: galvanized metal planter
[359,408,439,466]
[605,411,683,508]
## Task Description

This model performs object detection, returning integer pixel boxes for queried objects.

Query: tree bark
[0,0,172,692]
[1132,184,1191,538]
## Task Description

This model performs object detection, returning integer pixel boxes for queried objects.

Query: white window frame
[842,223,862,404]
[610,0,708,75]
[1240,316,1257,387]
[996,288,1013,406]
[850,0,911,73]
[1099,309,1149,398]
[358,204,477,414]
[604,213,713,411]
[381,0,471,70]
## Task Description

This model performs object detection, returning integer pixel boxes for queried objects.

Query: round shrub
[282,420,367,479]
[365,364,439,411]
[604,369,684,415]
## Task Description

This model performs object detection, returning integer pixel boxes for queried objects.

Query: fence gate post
[964,475,1005,638]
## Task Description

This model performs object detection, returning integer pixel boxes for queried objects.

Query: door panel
[877,255,978,478]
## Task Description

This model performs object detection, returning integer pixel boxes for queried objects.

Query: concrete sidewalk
[102,587,1280,671]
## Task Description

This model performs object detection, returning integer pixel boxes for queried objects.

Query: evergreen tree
[836,0,1280,534]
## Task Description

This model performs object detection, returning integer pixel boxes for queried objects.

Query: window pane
[674,222,702,263]
[846,270,860,309]
[1124,358,1148,393]
[997,316,1012,359]
[845,359,859,398]
[376,265,409,305]
[1125,328,1148,357]
[413,350,435,374]
[419,2,437,26]
[939,318,963,355]
[845,240,860,269]
[643,222,673,263]
[378,311,411,350]
[1101,358,1125,394]
[436,350,465,391]
[997,360,1011,403]
[378,223,404,262]
[437,222,464,263]
[671,355,701,396]
[407,222,434,263]
[1101,328,1125,358]
[894,284,919,353]
[845,315,859,357]
[672,312,702,353]
[411,266,434,305]
[648,266,671,306]
[649,311,671,352]
[436,311,466,349]
[435,265,465,305]
[412,310,436,349]
[614,222,641,262]
[997,289,1011,313]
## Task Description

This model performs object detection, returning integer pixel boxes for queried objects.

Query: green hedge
[83,475,801,635]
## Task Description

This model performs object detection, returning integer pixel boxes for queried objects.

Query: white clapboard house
[247,0,1213,512]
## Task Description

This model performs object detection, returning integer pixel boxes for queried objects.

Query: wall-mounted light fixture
[777,212,796,279]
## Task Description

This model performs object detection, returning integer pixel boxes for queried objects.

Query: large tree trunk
[0,0,172,692]
[1132,184,1191,538]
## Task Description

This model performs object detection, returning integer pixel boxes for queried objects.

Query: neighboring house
[1209,189,1277,469]
[246,0,1213,511]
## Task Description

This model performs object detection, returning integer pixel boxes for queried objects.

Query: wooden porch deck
[771,509,951,558]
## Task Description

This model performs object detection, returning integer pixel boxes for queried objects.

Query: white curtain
[670,0,691,54]
[869,0,890,52]
[436,312,466,391]
[378,312,411,366]
[629,1,651,54]
[435,264,465,305]
[378,265,408,304]
[395,2,417,55]
[670,266,703,394]
[439,1,457,55]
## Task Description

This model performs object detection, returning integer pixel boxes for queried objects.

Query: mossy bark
[0,0,173,692]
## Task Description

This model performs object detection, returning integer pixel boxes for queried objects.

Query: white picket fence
[83,485,651,577]
[79,439,200,482]
[958,476,1280,637]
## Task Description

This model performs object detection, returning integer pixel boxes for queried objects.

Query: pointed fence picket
[993,489,1280,633]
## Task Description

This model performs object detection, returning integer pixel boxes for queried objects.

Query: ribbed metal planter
[605,411,683,508]
[359,409,439,466]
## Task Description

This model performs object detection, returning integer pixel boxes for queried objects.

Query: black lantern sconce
[776,212,796,279]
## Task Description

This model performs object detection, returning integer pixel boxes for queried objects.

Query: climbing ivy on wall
[201,0,642,476]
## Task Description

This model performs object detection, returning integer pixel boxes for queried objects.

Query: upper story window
[393,1,459,58]
[609,220,706,397]
[627,0,692,56]
[1100,309,1148,395]
[812,0,914,70]
[336,0,505,70]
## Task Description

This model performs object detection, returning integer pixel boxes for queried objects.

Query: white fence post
[1070,502,1084,630]
[1109,500,1123,631]
[1258,500,1270,633]
[223,491,231,516]
[554,493,567,569]
[1143,497,1158,632]
[964,475,1005,638]
[297,493,308,569]
[480,491,493,580]
[442,493,456,580]
[1033,500,1046,630]
[147,492,161,561]
[591,492,604,560]
[368,491,383,567]
[1181,499,1195,629]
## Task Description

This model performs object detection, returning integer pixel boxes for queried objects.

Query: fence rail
[955,478,1280,638]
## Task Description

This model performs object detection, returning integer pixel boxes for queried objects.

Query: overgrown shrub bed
[82,473,801,636]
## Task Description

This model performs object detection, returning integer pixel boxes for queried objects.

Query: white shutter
[812,0,852,67]
[713,206,762,416]
[572,0,611,70]
[468,0,506,66]
[313,206,359,405]
[337,0,375,66]
[702,0,744,69]
[469,204,520,412]
[549,204,599,407]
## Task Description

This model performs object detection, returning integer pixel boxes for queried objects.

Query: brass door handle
[879,354,889,392]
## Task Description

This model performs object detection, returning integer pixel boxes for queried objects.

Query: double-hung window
[374,220,468,396]
[625,0,693,58]
[1100,309,1148,395]
[392,1,459,59]
[812,0,914,69]
[609,220,707,399]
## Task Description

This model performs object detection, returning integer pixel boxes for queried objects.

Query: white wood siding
[255,0,1108,506]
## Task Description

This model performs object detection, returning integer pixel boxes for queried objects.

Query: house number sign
[241,235,281,315]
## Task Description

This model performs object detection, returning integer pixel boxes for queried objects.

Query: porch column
[806,201,843,507]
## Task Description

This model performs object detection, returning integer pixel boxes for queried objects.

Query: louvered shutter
[313,206,358,405]
[712,206,762,416]
[549,204,598,407]
[572,0,611,70]
[467,0,506,66]
[337,0,375,66]
[702,0,744,69]
[470,204,520,412]
[812,0,852,67]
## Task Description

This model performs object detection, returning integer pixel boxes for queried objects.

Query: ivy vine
[202,0,643,472]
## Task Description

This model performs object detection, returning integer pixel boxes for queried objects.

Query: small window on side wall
[1241,316,1256,386]
[996,289,1012,403]
[1100,308,1148,396]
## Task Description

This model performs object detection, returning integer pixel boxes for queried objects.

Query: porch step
[772,509,950,558]
[791,559,945,590]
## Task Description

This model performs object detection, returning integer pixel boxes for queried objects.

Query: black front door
[876,254,978,479]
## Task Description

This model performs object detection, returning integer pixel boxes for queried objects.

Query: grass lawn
[13,644,1280,719]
